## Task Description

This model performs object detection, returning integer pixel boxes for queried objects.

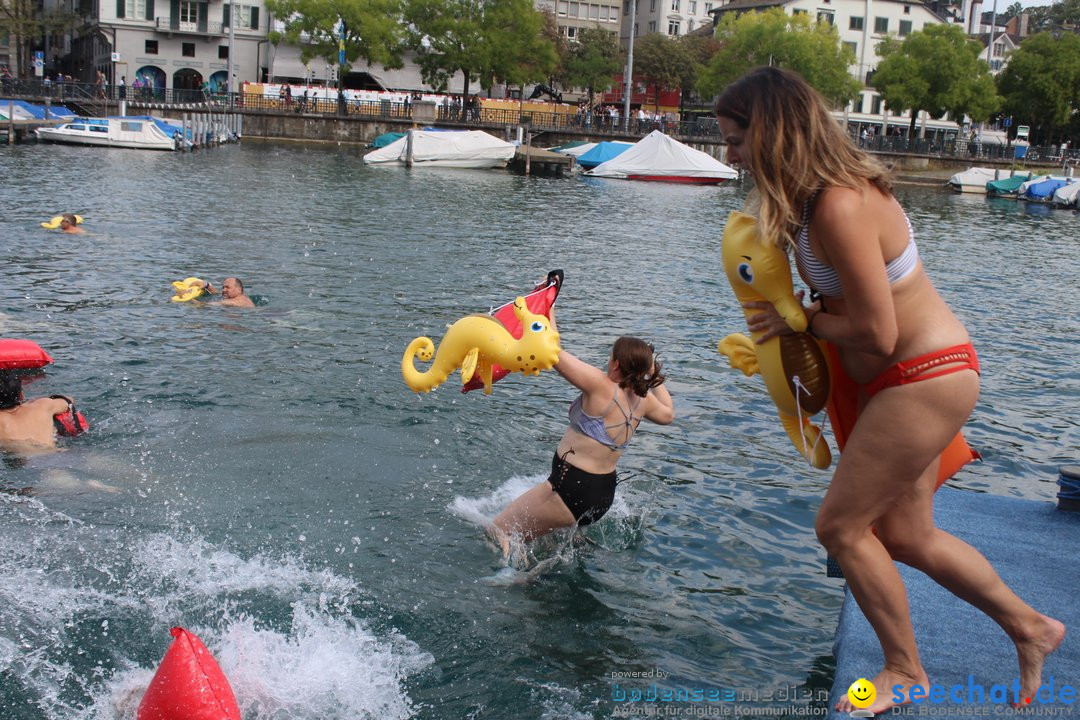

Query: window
[898,19,912,35]
[870,95,882,114]
[792,8,807,14]
[903,4,910,12]
[558,0,567,14]
[145,39,158,53]
[90,125,109,133]
[624,0,630,11]
[874,16,888,33]
[648,20,656,31]
[120,121,143,132]
[218,45,228,59]
[990,59,1002,71]
[589,3,600,19]
[179,0,197,29]
[688,0,696,12]
[649,0,655,11]
[993,41,1005,56]
[705,1,713,11]
[568,1,578,15]
[688,18,694,29]
[843,40,857,56]
[849,15,863,30]
[671,0,679,11]
[668,19,680,33]
[182,42,195,57]
[609,7,618,21]
[566,25,577,37]
[817,10,834,25]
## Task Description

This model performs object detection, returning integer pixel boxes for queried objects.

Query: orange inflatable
[824,342,979,488]
[137,627,241,720]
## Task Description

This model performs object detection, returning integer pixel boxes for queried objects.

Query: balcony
[155,17,225,36]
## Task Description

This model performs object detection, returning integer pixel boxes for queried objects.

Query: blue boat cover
[576,141,632,169]
[1025,178,1068,200]
[6,100,76,119]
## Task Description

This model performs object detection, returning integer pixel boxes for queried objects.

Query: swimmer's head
[222,277,244,298]
[0,374,24,409]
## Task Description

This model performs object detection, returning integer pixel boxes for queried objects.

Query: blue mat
[827,488,1079,718]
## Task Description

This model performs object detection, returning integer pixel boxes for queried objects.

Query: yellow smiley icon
[847,678,876,709]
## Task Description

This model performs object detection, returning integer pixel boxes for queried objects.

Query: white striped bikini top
[794,192,920,298]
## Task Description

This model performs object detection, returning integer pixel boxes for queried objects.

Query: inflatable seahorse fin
[137,627,240,720]
[718,333,760,377]
[461,347,479,384]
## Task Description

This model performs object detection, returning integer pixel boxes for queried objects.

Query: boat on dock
[947,167,999,194]
[986,173,1036,199]
[35,115,184,151]
[1022,176,1071,203]
[362,129,516,169]
[1052,181,1080,208]
[584,131,738,184]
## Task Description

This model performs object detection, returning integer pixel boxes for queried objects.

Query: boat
[1051,180,1080,208]
[947,167,999,194]
[585,131,738,184]
[0,100,77,121]
[35,116,182,151]
[986,173,1035,199]
[1022,176,1070,203]
[574,141,634,170]
[362,129,516,168]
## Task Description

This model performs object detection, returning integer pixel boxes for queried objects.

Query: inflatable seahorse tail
[779,412,832,470]
[402,336,445,393]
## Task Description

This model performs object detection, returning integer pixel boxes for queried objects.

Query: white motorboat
[36,116,181,151]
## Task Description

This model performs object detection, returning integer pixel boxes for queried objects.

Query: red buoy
[137,627,241,720]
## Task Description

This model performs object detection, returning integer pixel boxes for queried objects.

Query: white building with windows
[66,0,269,95]
[619,0,719,40]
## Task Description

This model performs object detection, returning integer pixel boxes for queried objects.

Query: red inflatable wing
[137,627,241,720]
[0,339,54,370]
[824,342,979,489]
[461,270,564,393]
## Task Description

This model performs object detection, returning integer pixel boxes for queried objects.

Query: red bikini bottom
[863,342,980,398]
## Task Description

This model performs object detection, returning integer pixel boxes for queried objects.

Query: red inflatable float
[137,627,241,720]
[0,338,54,370]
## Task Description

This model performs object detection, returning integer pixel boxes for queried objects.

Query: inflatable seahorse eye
[402,296,562,395]
[717,211,832,469]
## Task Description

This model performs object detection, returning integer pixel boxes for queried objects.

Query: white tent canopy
[585,130,738,181]
[363,130,516,168]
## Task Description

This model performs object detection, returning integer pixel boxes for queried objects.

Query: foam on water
[0,501,432,720]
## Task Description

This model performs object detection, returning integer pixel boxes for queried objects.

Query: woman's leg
[818,372,979,713]
[489,481,576,557]
[875,464,1065,706]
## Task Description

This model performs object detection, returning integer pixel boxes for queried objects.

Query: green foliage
[1029,0,1080,31]
[0,0,78,78]
[873,24,1000,124]
[696,8,860,105]
[405,0,556,95]
[997,30,1080,138]
[675,33,721,101]
[565,27,624,104]
[264,0,406,71]
[633,33,693,110]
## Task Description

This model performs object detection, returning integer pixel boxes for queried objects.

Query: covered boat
[362,129,516,168]
[585,130,738,184]
[575,141,634,169]
[1052,180,1080,207]
[986,174,1035,198]
[35,116,181,150]
[1022,177,1069,202]
[0,100,77,121]
[947,167,998,194]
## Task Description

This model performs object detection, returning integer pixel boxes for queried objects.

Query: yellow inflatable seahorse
[717,211,832,469]
[402,296,562,394]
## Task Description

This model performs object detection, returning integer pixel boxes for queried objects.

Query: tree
[997,30,1080,144]
[998,1,1024,21]
[265,0,406,76]
[565,27,623,106]
[633,32,693,113]
[873,23,999,135]
[405,0,554,104]
[696,8,860,106]
[0,0,77,79]
[675,32,721,113]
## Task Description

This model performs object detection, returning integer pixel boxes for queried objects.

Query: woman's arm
[548,308,612,394]
[644,381,674,425]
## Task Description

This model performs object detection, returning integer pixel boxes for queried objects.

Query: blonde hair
[714,66,892,250]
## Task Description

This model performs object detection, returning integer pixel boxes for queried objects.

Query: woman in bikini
[715,67,1063,714]
[490,310,674,557]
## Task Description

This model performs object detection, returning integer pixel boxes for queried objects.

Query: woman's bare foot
[835,667,929,715]
[1012,614,1066,707]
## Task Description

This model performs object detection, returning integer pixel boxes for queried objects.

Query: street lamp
[622,0,636,131]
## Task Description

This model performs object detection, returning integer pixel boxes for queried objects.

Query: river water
[0,141,1077,720]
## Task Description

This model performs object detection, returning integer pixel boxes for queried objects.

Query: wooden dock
[508,146,574,178]
[1,118,65,144]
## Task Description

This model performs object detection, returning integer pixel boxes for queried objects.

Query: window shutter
[145,0,153,20]
[117,0,125,18]
[249,6,258,28]
[198,1,207,30]
[222,3,229,26]
[170,0,179,26]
